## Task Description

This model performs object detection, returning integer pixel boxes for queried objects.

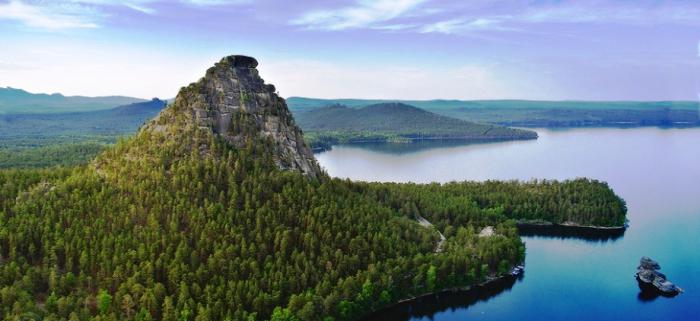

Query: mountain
[0,87,146,114]
[295,102,537,150]
[287,97,700,128]
[0,55,626,321]
[133,55,321,178]
[0,98,167,138]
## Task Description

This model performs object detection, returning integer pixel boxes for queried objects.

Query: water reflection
[317,139,527,156]
[362,275,522,321]
[517,224,626,242]
[636,279,680,302]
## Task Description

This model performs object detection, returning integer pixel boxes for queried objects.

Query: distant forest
[294,103,536,151]
[0,99,165,168]
[288,97,700,128]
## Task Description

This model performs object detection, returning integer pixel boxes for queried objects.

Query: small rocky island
[635,257,683,296]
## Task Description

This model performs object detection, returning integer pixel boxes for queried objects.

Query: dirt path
[416,214,446,253]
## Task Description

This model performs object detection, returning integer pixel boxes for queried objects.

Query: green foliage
[0,115,626,321]
[295,103,536,150]
[270,307,298,321]
[426,266,437,292]
[98,290,113,315]
[0,99,166,168]
[0,143,106,168]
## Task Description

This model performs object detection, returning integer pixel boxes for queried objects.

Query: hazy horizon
[1,0,700,101]
[5,86,700,103]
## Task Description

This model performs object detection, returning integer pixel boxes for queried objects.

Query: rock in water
[635,256,682,296]
[141,55,322,179]
[639,256,661,270]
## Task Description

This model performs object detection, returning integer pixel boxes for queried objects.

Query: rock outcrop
[144,55,322,179]
[479,226,495,238]
[635,256,682,296]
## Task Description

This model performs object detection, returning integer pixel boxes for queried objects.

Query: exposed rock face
[636,256,682,296]
[145,55,322,179]
[479,226,495,238]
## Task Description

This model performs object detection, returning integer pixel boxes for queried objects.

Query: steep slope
[137,55,321,178]
[295,102,537,150]
[0,55,626,321]
[0,87,145,114]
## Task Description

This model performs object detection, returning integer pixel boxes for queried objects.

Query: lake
[315,127,700,321]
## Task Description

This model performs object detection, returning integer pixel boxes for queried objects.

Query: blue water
[316,127,700,321]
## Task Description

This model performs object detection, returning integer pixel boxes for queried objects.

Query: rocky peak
[144,55,322,179]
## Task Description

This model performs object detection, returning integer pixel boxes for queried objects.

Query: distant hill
[287,97,699,111]
[0,98,167,168]
[295,102,537,151]
[288,97,700,127]
[0,87,146,114]
[0,98,166,139]
[0,99,166,168]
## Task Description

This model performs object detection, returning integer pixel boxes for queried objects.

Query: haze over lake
[317,127,700,321]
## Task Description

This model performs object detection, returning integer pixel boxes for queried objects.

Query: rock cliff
[143,55,322,179]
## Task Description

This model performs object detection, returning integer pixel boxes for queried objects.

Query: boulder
[635,257,682,296]
[479,226,495,237]
[639,256,661,270]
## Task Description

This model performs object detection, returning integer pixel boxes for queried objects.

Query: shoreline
[362,269,522,320]
[516,221,627,231]
[310,135,538,153]
[361,222,625,319]
[516,221,627,242]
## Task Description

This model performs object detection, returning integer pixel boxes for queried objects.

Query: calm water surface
[316,127,700,321]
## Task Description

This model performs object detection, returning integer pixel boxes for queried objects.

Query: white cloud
[258,59,535,100]
[420,17,511,34]
[183,0,251,5]
[72,0,251,14]
[0,0,251,30]
[0,0,99,30]
[291,0,427,31]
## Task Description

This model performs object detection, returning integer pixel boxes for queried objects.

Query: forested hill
[288,97,700,128]
[0,55,626,321]
[295,103,537,150]
[0,99,167,168]
[0,87,145,114]
[0,98,167,138]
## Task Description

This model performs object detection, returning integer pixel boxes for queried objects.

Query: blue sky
[1,0,699,100]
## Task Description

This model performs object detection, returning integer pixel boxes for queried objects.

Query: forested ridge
[295,103,536,151]
[0,99,167,168]
[0,56,627,321]
[288,97,700,129]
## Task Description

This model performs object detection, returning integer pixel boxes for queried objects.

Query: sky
[1,0,699,101]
